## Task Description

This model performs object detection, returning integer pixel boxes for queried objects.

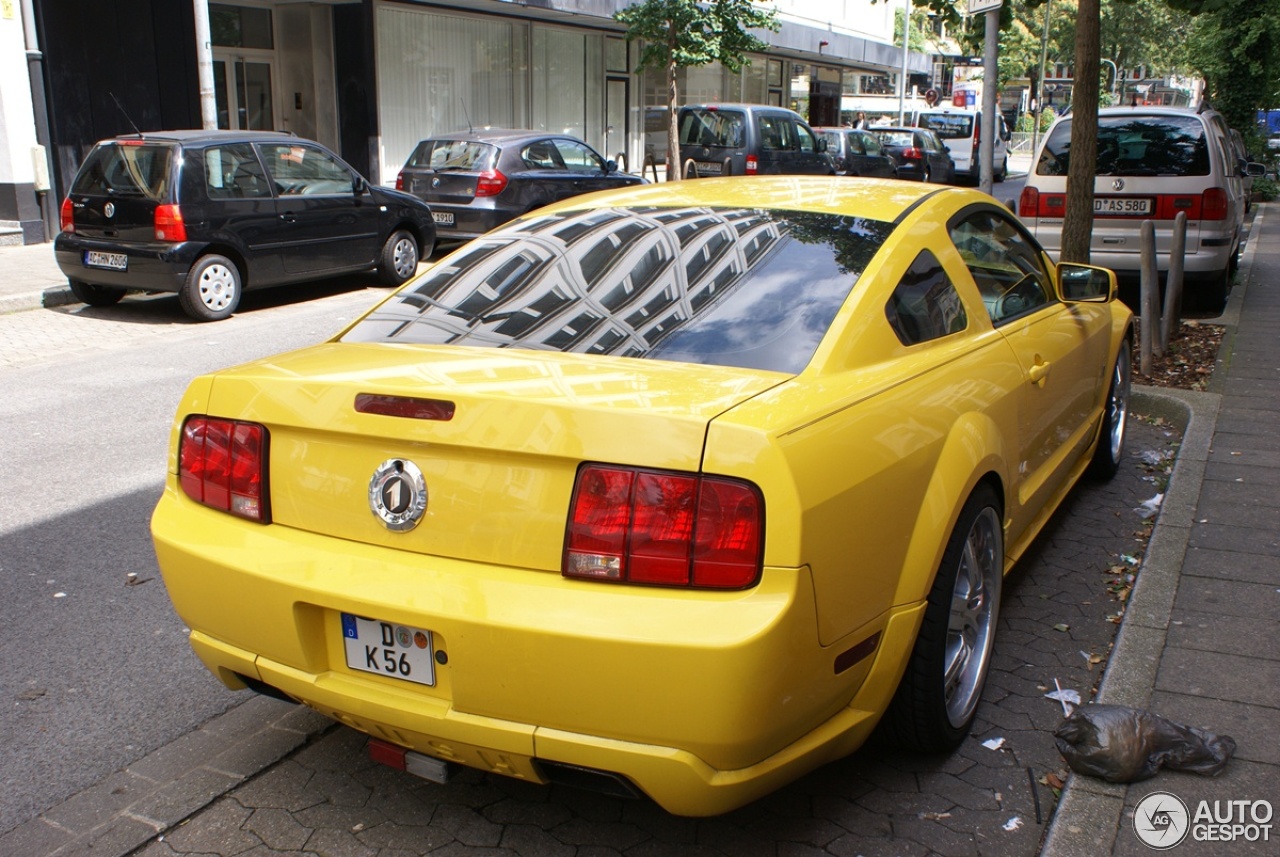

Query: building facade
[2,0,933,246]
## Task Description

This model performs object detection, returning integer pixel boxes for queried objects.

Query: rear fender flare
[890,413,1008,607]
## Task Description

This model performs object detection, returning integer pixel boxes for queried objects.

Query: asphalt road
[0,278,391,836]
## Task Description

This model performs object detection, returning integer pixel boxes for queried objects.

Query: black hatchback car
[55,130,437,321]
[870,127,956,184]
[395,130,645,241]
[812,127,898,178]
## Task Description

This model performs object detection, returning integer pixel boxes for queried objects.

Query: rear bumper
[54,233,198,292]
[423,203,513,241]
[151,484,913,815]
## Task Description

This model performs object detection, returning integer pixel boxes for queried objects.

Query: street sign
[968,0,1002,13]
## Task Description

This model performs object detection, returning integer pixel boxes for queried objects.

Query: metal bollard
[1139,220,1158,374]
[1161,212,1187,353]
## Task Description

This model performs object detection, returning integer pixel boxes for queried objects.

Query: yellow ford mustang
[151,177,1132,816]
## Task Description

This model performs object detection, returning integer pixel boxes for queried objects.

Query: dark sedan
[396,130,646,241]
[813,127,897,178]
[871,127,956,184]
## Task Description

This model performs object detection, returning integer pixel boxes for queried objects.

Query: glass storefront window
[210,4,273,49]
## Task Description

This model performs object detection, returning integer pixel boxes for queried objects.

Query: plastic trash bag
[1054,704,1236,783]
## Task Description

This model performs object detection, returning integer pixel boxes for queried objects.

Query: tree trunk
[1061,0,1102,263]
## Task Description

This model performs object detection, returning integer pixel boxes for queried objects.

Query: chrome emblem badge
[103,202,115,219]
[431,176,441,188]
[369,459,427,531]
[1112,178,1125,191]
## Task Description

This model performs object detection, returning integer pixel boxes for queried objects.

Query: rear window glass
[919,113,974,140]
[342,206,895,374]
[876,131,914,147]
[71,142,173,200]
[407,140,497,171]
[679,110,747,148]
[1037,114,1210,177]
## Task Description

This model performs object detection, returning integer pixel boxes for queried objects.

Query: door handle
[280,213,297,223]
[1029,360,1051,386]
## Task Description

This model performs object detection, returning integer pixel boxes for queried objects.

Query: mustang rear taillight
[154,204,187,242]
[179,416,269,522]
[564,464,764,589]
[59,198,75,234]
[475,169,508,197]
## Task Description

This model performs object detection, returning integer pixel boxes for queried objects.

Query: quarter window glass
[259,144,353,195]
[679,110,746,147]
[950,211,1055,324]
[885,250,967,346]
[204,144,270,199]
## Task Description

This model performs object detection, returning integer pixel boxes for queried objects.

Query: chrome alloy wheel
[1106,347,1131,465]
[391,234,418,279]
[197,262,238,312]
[943,506,1002,729]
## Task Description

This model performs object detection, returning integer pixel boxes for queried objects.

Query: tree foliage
[616,0,779,180]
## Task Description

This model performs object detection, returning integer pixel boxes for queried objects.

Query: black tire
[179,254,241,322]
[378,229,419,286]
[994,157,1008,183]
[68,280,126,307]
[886,485,1003,752]
[1090,344,1131,479]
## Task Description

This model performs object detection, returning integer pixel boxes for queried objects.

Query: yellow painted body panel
[152,176,1132,815]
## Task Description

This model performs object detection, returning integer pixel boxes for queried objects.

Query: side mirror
[604,159,617,174]
[353,176,368,195]
[1245,161,1267,178]
[1057,262,1117,303]
[816,138,829,153]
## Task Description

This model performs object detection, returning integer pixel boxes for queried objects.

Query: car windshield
[71,142,173,200]
[1037,115,1211,177]
[342,206,895,374]
[919,114,973,140]
[407,139,498,171]
[679,110,747,148]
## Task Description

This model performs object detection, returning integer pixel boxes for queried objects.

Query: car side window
[759,115,788,151]
[885,250,968,346]
[949,210,1055,324]
[861,132,883,156]
[552,139,603,171]
[204,144,270,199]
[796,123,818,154]
[259,144,354,195]
[522,141,565,170]
[846,132,865,155]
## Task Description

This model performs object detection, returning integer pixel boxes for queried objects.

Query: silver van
[916,107,1009,183]
[676,104,835,178]
[1018,105,1266,310]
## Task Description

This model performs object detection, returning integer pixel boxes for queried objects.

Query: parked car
[676,103,836,178]
[395,130,645,242]
[871,126,956,183]
[1018,105,1267,310]
[813,127,898,178]
[152,175,1132,817]
[916,107,1010,183]
[1227,127,1255,210]
[54,130,436,322]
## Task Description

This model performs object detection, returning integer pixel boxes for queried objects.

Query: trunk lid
[203,342,785,572]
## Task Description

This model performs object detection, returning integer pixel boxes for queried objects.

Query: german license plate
[432,211,454,226]
[1094,196,1153,215]
[84,250,128,271]
[341,613,436,686]
[696,161,722,175]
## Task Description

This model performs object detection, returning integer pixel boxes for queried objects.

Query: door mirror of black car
[604,159,617,174]
[1057,262,1117,303]
[816,138,828,153]
[353,176,368,195]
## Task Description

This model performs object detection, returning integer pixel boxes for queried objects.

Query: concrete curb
[0,697,334,857]
[0,286,74,316]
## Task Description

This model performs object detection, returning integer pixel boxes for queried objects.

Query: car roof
[531,175,972,224]
[679,103,799,114]
[416,129,583,145]
[102,129,306,146]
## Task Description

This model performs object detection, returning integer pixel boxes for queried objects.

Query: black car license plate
[85,251,128,271]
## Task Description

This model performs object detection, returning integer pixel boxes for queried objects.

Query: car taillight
[1201,187,1229,220]
[564,464,763,589]
[179,416,269,522]
[154,204,187,242]
[903,147,923,161]
[746,154,758,175]
[395,171,405,191]
[60,198,75,233]
[1019,186,1039,217]
[475,169,508,197]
